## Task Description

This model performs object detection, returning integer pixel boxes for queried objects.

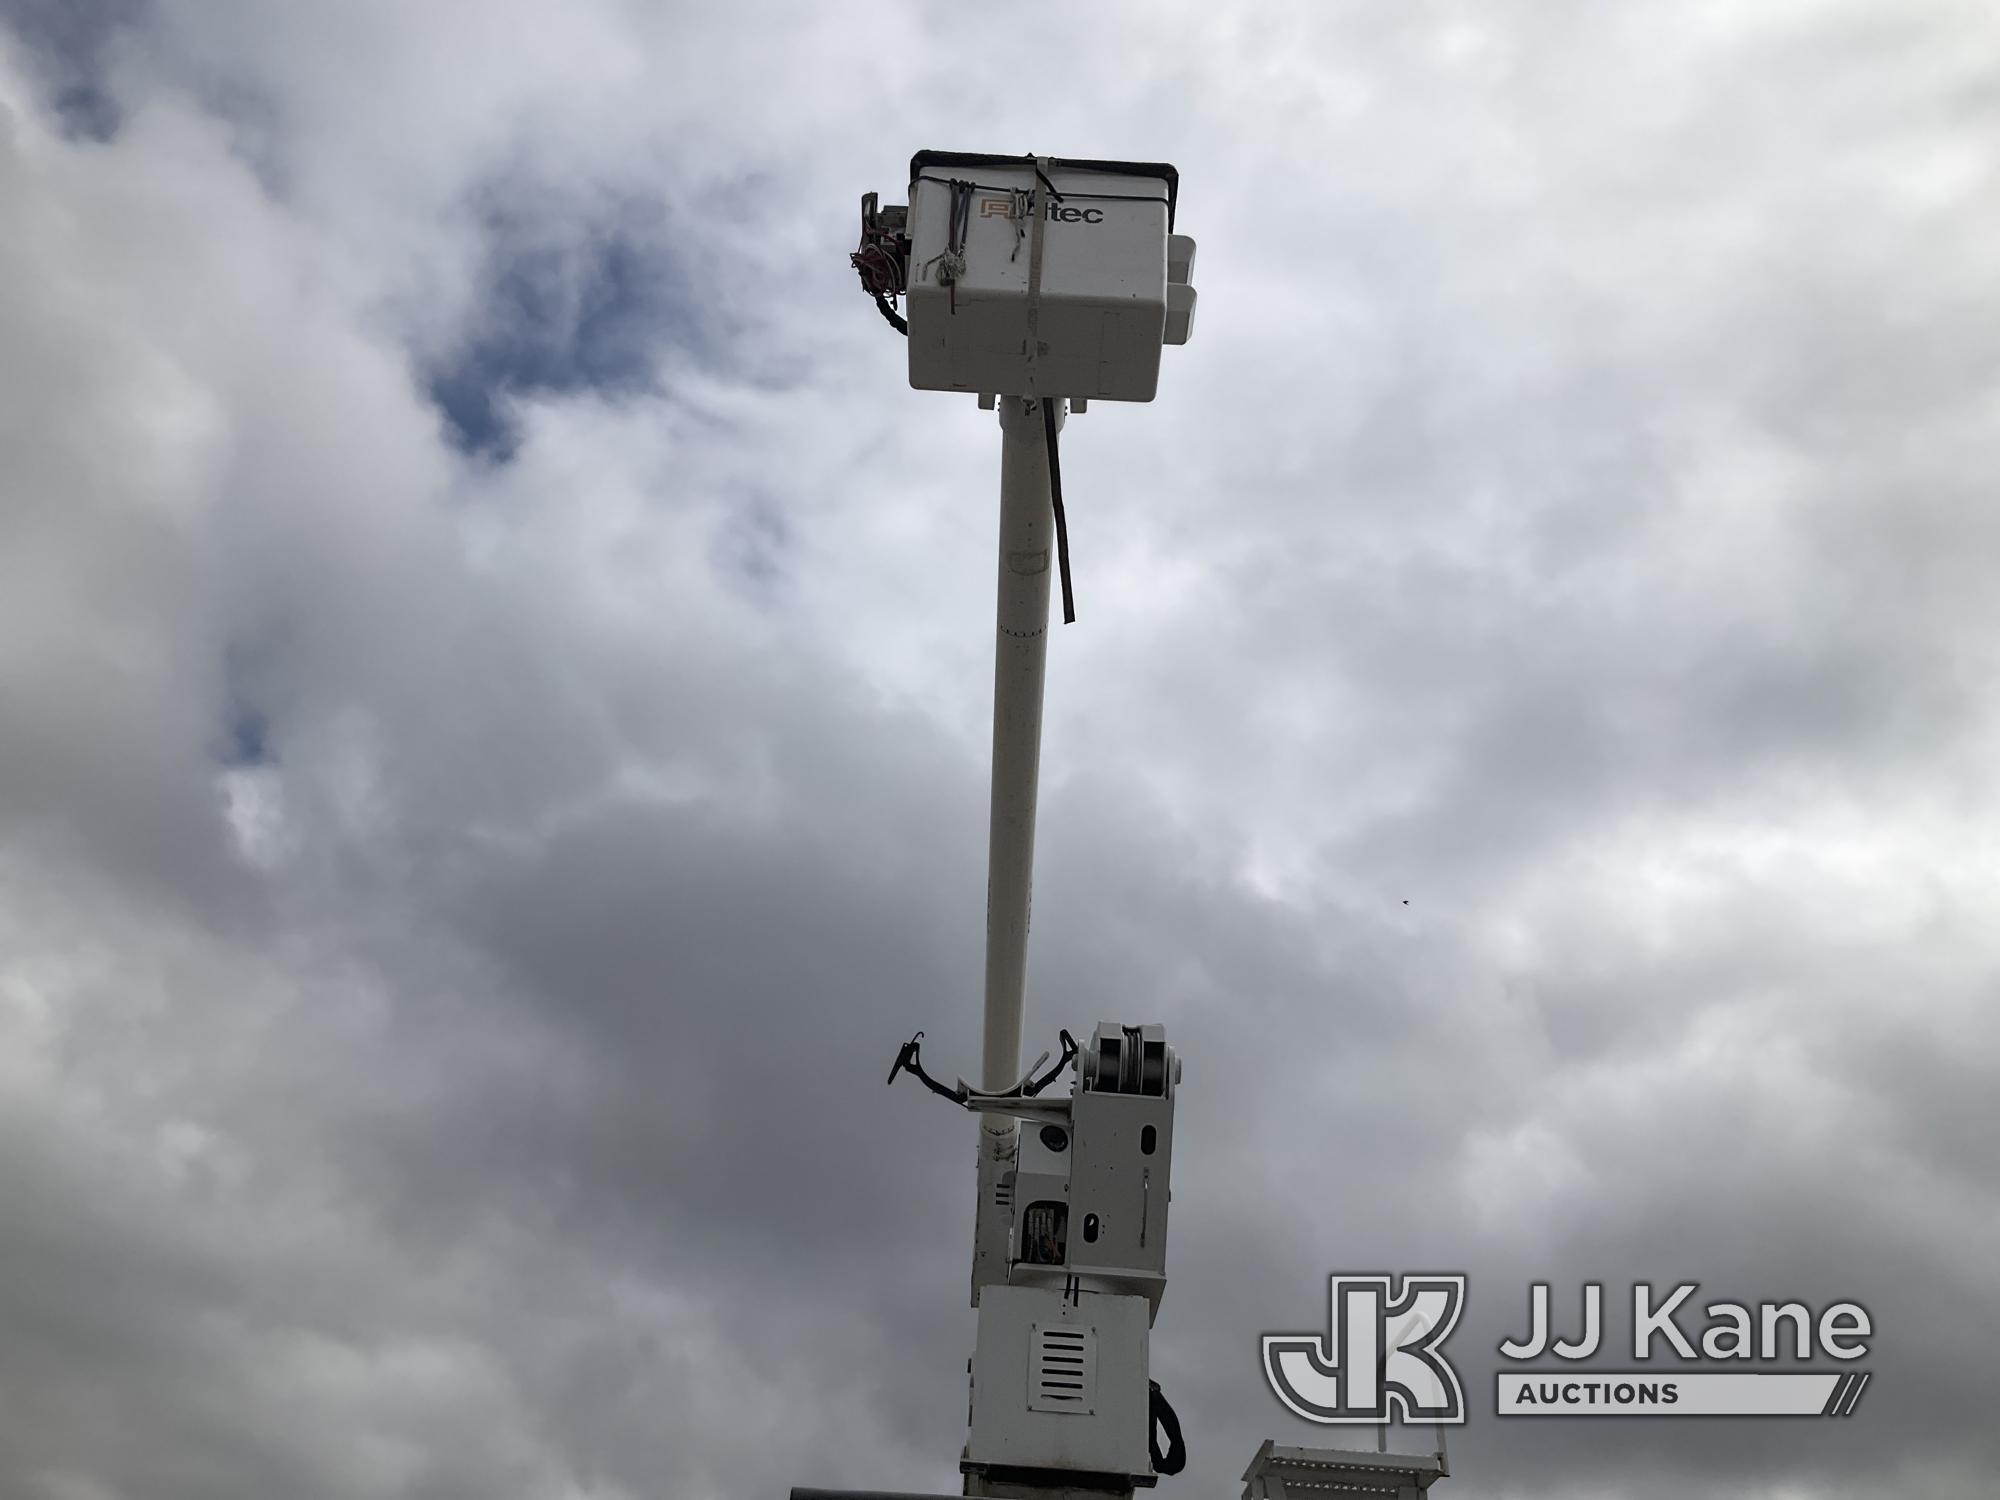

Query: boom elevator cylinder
[980,395,1065,1144]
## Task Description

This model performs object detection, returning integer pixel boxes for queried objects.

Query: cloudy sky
[2,2,1997,1497]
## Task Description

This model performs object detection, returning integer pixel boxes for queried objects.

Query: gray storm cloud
[0,3,1996,1498]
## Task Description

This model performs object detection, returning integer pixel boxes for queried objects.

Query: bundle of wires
[850,243,906,333]
[928,177,975,313]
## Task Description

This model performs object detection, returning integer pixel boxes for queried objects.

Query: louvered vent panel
[1026,1323,1096,1415]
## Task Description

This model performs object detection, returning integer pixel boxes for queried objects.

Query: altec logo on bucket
[1264,1278,1874,1421]
[978,195,1106,224]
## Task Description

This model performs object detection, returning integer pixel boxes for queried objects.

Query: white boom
[979,397,1064,1123]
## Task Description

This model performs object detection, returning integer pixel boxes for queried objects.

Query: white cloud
[1,3,1997,1496]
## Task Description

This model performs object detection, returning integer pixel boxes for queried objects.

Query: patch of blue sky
[213,638,282,769]
[222,707,270,768]
[427,189,705,464]
[713,492,791,601]
[0,0,147,141]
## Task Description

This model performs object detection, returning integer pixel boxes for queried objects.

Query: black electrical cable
[1041,398,1076,624]
[1148,1381,1187,1476]
[871,292,907,335]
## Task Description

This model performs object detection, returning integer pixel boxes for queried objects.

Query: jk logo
[1263,1274,1467,1424]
